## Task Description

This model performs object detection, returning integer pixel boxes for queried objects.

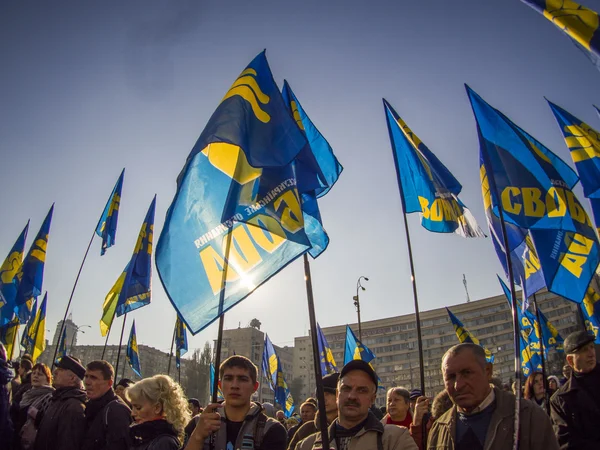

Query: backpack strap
[253,412,268,449]
[377,431,383,450]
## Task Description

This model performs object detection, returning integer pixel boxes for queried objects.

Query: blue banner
[156,52,313,334]
[96,168,125,255]
[384,99,485,237]
[446,308,495,363]
[316,322,338,374]
[0,222,29,324]
[127,320,142,378]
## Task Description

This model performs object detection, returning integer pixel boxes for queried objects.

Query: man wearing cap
[34,355,87,450]
[287,373,340,450]
[296,360,417,450]
[550,330,600,449]
[428,343,557,450]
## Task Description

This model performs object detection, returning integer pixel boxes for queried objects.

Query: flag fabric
[96,168,125,255]
[126,320,142,378]
[499,277,543,375]
[343,325,375,365]
[175,316,188,369]
[261,334,293,416]
[99,269,127,337]
[14,205,54,306]
[20,299,38,352]
[470,86,599,304]
[582,270,600,342]
[209,362,225,401]
[383,99,485,237]
[27,293,47,363]
[282,81,343,258]
[0,222,29,324]
[548,100,600,233]
[57,326,67,363]
[0,316,19,360]
[520,0,600,71]
[316,323,338,374]
[446,308,495,363]
[156,51,313,334]
[16,298,36,325]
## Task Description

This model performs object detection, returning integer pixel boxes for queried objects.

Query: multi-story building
[293,290,580,407]
[52,315,79,347]
[214,326,294,405]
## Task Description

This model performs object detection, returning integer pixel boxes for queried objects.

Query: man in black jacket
[82,360,132,450]
[550,331,600,449]
[34,356,87,450]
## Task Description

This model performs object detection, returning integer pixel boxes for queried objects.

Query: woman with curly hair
[127,374,191,450]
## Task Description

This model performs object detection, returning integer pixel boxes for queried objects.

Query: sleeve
[260,422,288,450]
[104,403,132,450]
[59,401,86,450]
[149,435,180,450]
[549,396,592,450]
[287,421,312,450]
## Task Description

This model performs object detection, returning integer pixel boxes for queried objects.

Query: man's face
[84,369,112,400]
[324,391,337,414]
[567,341,597,374]
[337,370,376,424]
[276,411,285,421]
[387,392,409,419]
[300,404,316,422]
[53,368,74,388]
[562,365,572,379]
[443,350,492,413]
[220,366,258,408]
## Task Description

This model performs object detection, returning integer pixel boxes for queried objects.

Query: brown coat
[426,387,559,450]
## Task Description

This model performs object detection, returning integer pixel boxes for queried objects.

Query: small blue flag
[209,362,225,401]
[175,316,188,369]
[96,169,125,255]
[384,99,485,237]
[446,308,495,363]
[0,316,19,360]
[316,323,338,374]
[0,222,29,324]
[582,271,600,343]
[27,293,47,363]
[343,325,375,365]
[126,320,142,378]
[261,334,294,416]
[20,298,37,352]
[56,326,67,364]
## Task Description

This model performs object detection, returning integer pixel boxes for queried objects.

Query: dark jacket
[0,359,14,450]
[9,371,32,431]
[550,365,600,449]
[130,419,180,450]
[33,386,87,450]
[82,388,132,450]
[288,410,334,450]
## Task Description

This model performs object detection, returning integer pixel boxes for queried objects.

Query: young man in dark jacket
[82,360,132,450]
[33,356,87,450]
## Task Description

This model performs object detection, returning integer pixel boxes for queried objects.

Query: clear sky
[1,0,599,356]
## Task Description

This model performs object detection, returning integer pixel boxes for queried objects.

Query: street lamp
[353,276,369,341]
[70,324,91,350]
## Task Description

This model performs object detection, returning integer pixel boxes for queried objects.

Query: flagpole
[167,324,176,376]
[114,313,128,379]
[101,324,113,360]
[178,361,181,384]
[303,254,331,450]
[10,324,19,360]
[532,293,550,414]
[52,230,96,365]
[384,104,425,396]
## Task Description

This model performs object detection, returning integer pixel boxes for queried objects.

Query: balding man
[296,360,417,450]
[427,343,558,450]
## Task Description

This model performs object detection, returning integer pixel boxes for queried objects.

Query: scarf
[20,385,55,408]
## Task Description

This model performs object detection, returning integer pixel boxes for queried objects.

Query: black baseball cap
[340,360,378,388]
[564,331,595,354]
[322,373,340,394]
[56,355,86,380]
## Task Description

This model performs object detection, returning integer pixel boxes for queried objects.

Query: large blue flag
[470,87,598,304]
[175,316,188,369]
[115,196,156,317]
[156,52,313,334]
[127,320,142,378]
[446,308,495,363]
[316,323,338,374]
[261,334,292,411]
[520,0,600,72]
[0,222,29,325]
[582,271,600,342]
[96,169,125,255]
[14,205,54,306]
[548,100,600,232]
[383,99,485,237]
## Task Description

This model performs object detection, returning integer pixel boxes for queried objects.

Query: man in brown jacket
[295,360,417,450]
[427,343,558,450]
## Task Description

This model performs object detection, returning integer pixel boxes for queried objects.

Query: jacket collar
[330,411,384,439]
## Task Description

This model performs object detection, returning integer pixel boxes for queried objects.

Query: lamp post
[353,276,369,341]
[70,324,91,351]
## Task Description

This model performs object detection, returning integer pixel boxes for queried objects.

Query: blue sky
[1,0,599,355]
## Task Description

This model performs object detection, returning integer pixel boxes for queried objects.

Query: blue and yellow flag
[116,196,155,317]
[383,99,485,237]
[316,323,338,374]
[343,325,375,365]
[521,0,600,71]
[175,316,188,369]
[0,316,19,360]
[471,86,599,304]
[27,292,47,363]
[96,169,125,255]
[581,270,600,342]
[0,222,29,323]
[209,362,225,401]
[14,205,53,306]
[127,320,142,378]
[156,51,313,334]
[57,326,67,363]
[446,308,495,363]
[20,298,37,352]
[262,334,292,413]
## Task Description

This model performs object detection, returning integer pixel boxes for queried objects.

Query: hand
[412,396,429,426]
[189,403,222,444]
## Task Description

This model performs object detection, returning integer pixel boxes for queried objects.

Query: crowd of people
[1,328,598,449]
